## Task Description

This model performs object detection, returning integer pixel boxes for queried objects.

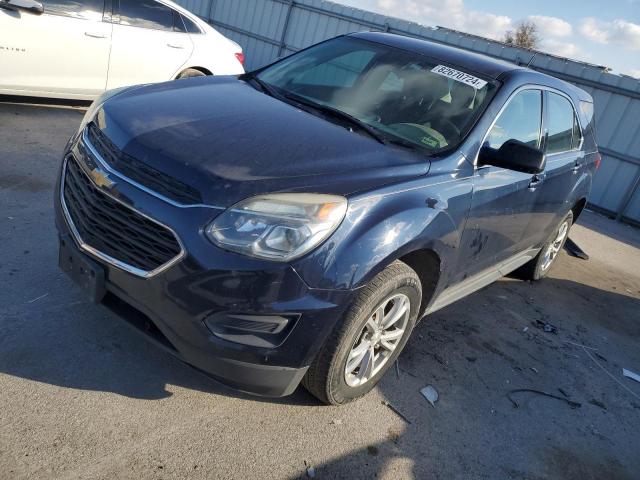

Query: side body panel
[107,24,193,89]
[183,23,245,76]
[295,72,595,316]
[293,153,473,294]
[0,8,111,97]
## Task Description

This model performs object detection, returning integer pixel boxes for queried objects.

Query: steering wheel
[388,123,449,149]
[428,118,461,142]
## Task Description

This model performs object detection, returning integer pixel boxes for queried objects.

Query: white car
[0,0,245,100]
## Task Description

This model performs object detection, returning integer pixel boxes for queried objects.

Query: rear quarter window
[180,14,202,34]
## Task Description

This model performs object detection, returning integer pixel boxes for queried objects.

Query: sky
[338,0,640,77]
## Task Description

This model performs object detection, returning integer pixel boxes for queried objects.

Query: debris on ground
[564,340,597,350]
[420,385,439,408]
[595,352,608,363]
[564,237,589,260]
[534,320,558,334]
[589,399,607,410]
[27,293,49,304]
[381,400,412,424]
[530,367,539,374]
[583,347,640,401]
[329,419,343,426]
[506,389,581,409]
[304,461,316,478]
[366,445,379,456]
[623,369,640,384]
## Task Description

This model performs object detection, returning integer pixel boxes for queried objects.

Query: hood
[93,76,430,207]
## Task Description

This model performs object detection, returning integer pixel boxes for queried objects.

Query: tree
[504,21,539,49]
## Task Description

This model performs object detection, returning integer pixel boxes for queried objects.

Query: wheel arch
[175,66,213,79]
[398,248,442,317]
[571,197,588,222]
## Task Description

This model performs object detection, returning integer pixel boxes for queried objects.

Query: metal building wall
[176,0,640,225]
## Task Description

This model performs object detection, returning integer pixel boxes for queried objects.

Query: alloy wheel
[541,220,569,271]
[344,293,410,387]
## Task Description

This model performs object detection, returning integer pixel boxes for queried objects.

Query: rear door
[0,0,111,98]
[524,90,584,245]
[455,88,544,280]
[106,0,193,89]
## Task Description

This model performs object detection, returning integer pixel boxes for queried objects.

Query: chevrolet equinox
[55,33,599,405]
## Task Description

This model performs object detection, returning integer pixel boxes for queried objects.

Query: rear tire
[517,211,573,281]
[302,261,421,405]
[176,68,207,79]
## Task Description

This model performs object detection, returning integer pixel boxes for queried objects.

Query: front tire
[302,261,421,405]
[518,211,573,281]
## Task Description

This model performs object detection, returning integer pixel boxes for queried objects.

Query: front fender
[293,174,473,290]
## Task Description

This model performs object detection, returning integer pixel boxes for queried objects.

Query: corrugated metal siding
[175,0,640,225]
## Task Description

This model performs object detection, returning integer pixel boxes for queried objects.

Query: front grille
[63,156,183,273]
[86,123,203,205]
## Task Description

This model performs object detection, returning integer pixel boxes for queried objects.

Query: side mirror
[478,139,546,174]
[1,0,44,14]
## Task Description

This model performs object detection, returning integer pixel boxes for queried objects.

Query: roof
[351,31,523,80]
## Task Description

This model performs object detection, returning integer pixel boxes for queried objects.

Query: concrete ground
[1,101,639,480]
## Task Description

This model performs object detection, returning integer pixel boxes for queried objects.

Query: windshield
[255,36,497,154]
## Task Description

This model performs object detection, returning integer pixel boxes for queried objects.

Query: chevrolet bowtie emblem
[89,167,116,189]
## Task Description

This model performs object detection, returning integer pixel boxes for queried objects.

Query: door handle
[85,32,108,39]
[528,174,543,190]
[167,43,185,49]
[572,162,581,174]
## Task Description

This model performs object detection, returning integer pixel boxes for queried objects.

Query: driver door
[454,89,544,281]
[0,0,112,98]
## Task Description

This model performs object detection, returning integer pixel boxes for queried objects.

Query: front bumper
[54,138,355,397]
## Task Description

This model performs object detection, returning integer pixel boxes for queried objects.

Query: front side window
[486,89,542,150]
[119,0,173,31]
[42,0,104,20]
[547,92,581,154]
[255,37,497,154]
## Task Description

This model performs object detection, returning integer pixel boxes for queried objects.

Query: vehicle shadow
[0,276,318,406]
[285,272,640,479]
[1,263,639,477]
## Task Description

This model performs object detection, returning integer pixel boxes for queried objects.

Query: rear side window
[180,13,202,33]
[42,0,104,20]
[119,0,173,31]
[547,92,581,154]
[486,89,542,149]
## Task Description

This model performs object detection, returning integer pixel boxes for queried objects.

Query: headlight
[206,193,348,261]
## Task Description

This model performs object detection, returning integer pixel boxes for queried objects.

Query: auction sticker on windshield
[431,65,488,90]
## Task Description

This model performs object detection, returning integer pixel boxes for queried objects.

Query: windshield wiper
[281,92,388,145]
[242,74,282,100]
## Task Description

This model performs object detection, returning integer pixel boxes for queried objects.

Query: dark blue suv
[54,33,599,404]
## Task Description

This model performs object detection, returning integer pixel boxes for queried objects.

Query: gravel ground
[1,101,639,480]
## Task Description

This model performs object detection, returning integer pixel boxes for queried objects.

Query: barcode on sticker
[431,65,488,90]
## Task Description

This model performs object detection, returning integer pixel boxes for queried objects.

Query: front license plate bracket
[58,235,106,303]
